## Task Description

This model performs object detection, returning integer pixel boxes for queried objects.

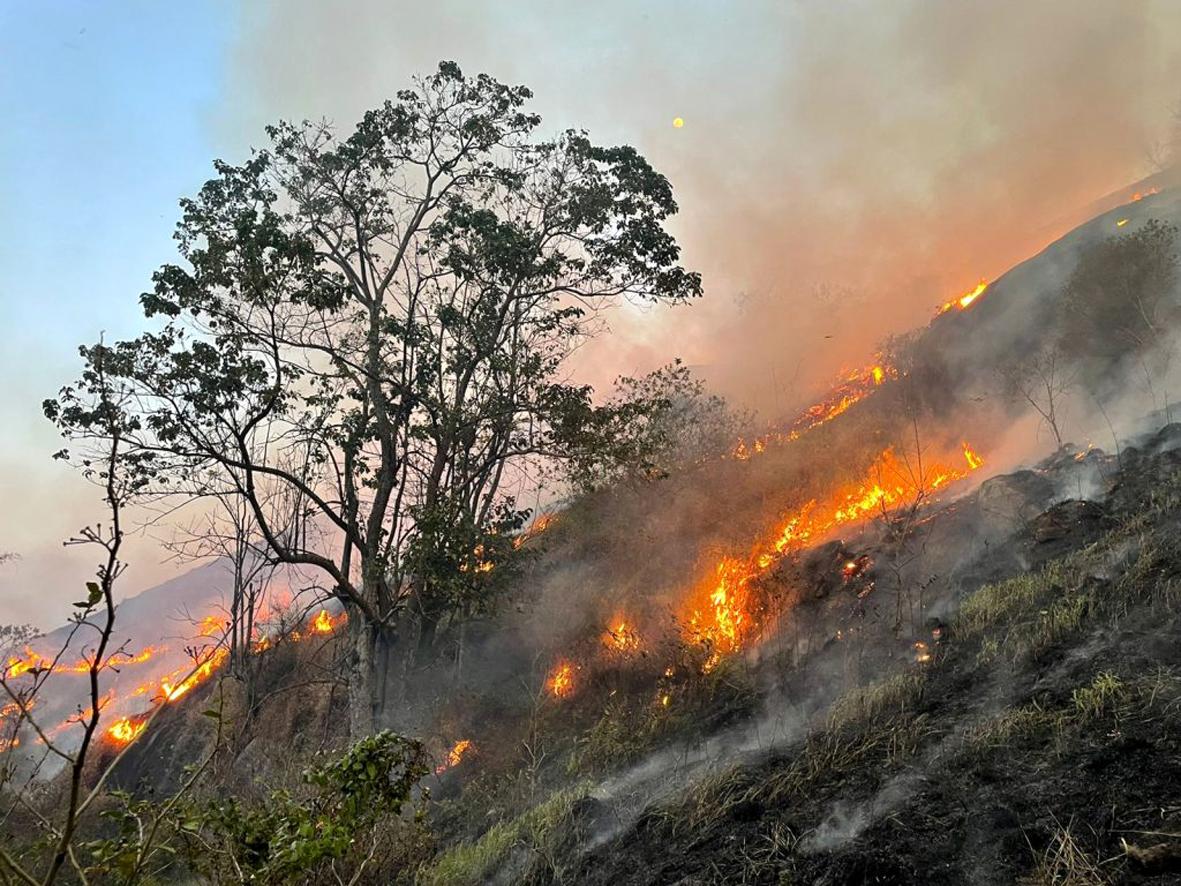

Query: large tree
[48,62,699,736]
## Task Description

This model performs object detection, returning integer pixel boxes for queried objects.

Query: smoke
[220,0,1181,415]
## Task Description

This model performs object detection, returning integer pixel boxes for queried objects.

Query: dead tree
[998,343,1076,448]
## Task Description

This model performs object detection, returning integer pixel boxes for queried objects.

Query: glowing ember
[1116,218,1130,227]
[938,281,988,315]
[913,641,932,664]
[603,620,641,653]
[435,738,474,774]
[547,661,575,698]
[107,715,147,745]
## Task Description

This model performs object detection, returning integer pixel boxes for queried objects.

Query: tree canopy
[46,61,700,735]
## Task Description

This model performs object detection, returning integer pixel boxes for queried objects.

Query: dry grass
[1020,819,1109,886]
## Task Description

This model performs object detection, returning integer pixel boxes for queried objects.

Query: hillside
[6,180,1181,885]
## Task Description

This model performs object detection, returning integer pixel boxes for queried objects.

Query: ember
[547,661,575,698]
[603,619,641,654]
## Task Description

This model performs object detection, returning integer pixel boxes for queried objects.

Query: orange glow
[435,738,474,774]
[733,359,897,461]
[310,609,342,635]
[107,715,147,745]
[689,442,985,668]
[1130,187,1159,202]
[158,647,229,703]
[547,661,575,698]
[5,647,51,679]
[962,441,984,471]
[938,280,988,315]
[603,619,641,654]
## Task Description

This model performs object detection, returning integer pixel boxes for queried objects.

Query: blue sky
[0,4,237,623]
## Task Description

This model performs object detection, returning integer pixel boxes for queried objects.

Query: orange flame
[310,609,338,634]
[5,647,51,679]
[962,442,984,471]
[435,738,474,774]
[547,661,575,698]
[689,442,986,668]
[514,512,558,549]
[733,360,897,461]
[937,280,988,315]
[107,715,147,745]
[603,619,641,654]
[158,647,229,703]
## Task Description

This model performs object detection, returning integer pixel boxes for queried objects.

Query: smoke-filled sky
[2,0,1180,627]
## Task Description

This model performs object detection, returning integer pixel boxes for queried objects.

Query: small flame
[603,620,641,653]
[310,609,336,634]
[962,442,984,471]
[159,647,229,703]
[107,715,147,745]
[913,641,932,664]
[435,738,474,774]
[938,280,988,315]
[1116,218,1130,227]
[5,647,51,680]
[547,661,575,699]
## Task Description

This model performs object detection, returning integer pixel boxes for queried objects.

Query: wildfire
[937,280,988,315]
[5,648,51,680]
[1116,218,1129,228]
[913,641,932,664]
[689,441,986,668]
[1130,187,1160,202]
[198,615,229,637]
[514,512,558,549]
[733,360,897,461]
[603,619,641,654]
[107,715,147,745]
[159,647,229,703]
[962,441,984,471]
[310,609,341,635]
[547,661,575,698]
[435,738,474,774]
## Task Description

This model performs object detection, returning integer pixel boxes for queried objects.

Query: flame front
[688,442,986,668]
[937,280,988,315]
[733,359,897,461]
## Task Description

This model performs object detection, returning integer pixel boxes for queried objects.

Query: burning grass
[685,439,986,670]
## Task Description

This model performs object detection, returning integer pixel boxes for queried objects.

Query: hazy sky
[2,1,1179,627]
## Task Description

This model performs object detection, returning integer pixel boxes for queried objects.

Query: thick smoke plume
[223,0,1181,415]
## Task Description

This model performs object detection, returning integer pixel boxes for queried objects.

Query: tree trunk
[347,610,377,737]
